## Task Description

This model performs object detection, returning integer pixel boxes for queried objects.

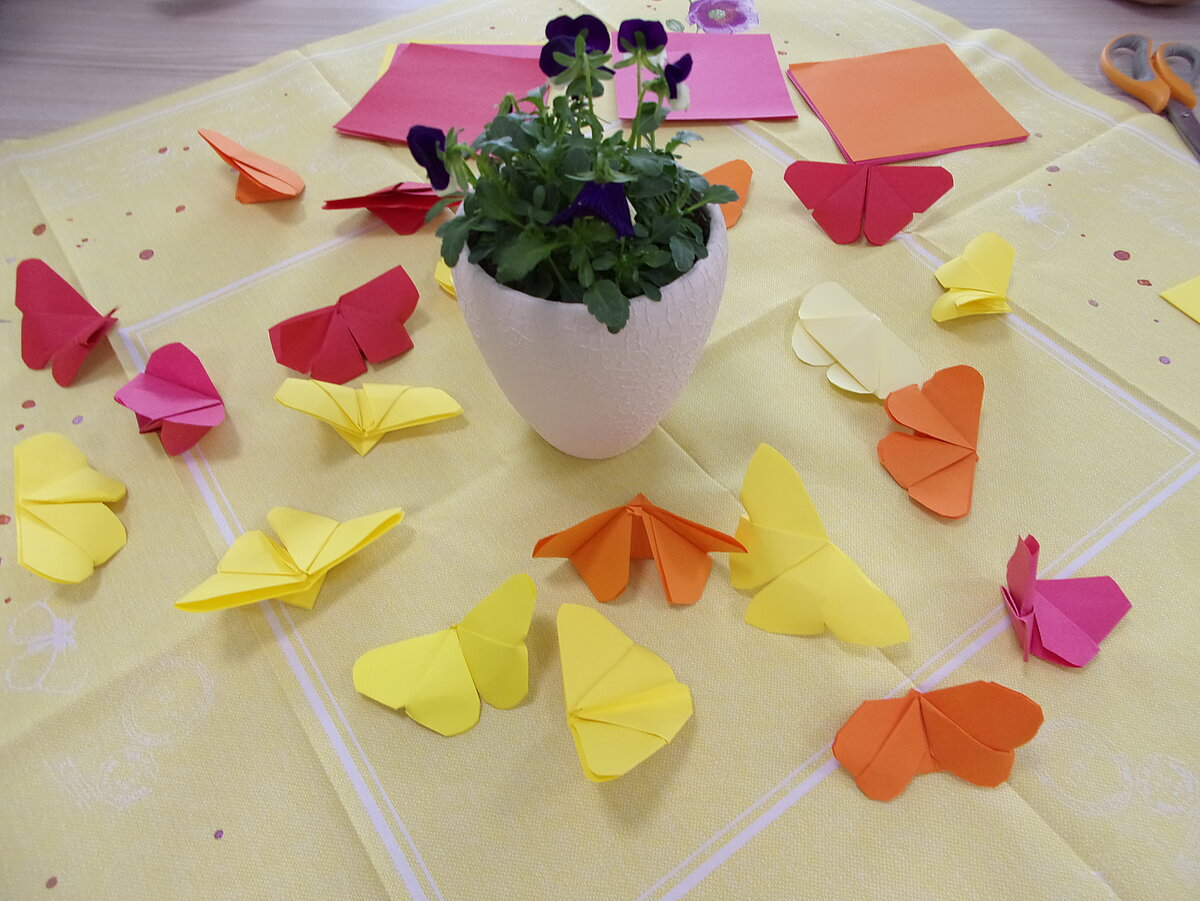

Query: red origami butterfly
[322,182,455,236]
[15,259,118,387]
[268,264,419,385]
[784,160,952,245]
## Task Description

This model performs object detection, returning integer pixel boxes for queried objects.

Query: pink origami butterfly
[1001,535,1131,667]
[114,343,225,455]
[15,259,117,386]
[322,182,456,235]
[268,264,419,384]
[784,160,952,245]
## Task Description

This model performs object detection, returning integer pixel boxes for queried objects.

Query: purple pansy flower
[617,19,668,55]
[663,53,692,108]
[539,35,577,78]
[549,181,635,238]
[545,14,611,54]
[406,125,450,191]
[686,0,760,34]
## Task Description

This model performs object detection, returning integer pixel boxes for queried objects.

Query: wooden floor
[0,0,1197,139]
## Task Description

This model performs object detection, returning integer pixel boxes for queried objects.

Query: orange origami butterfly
[704,160,752,229]
[877,364,983,518]
[532,494,745,605]
[197,129,305,203]
[833,681,1043,801]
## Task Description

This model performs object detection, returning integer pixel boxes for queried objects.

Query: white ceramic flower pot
[454,205,729,459]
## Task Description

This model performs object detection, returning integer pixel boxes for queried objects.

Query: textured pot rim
[451,202,728,318]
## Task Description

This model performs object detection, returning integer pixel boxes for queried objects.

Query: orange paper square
[787,43,1028,163]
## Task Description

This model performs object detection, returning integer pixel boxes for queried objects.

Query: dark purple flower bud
[549,181,635,238]
[539,35,576,78]
[545,14,611,54]
[406,125,450,191]
[617,19,668,55]
[664,53,693,99]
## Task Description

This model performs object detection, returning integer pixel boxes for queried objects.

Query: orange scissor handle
[1102,34,1170,113]
[1154,43,1199,109]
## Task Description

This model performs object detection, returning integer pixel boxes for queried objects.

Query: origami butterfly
[1001,535,1131,667]
[791,281,925,399]
[113,343,225,456]
[5,601,87,694]
[269,264,420,385]
[931,232,1014,322]
[322,182,453,235]
[877,365,983,519]
[274,378,462,455]
[784,160,952,245]
[833,681,1044,801]
[15,259,117,387]
[197,129,305,203]
[703,159,752,228]
[353,574,535,736]
[532,494,745,606]
[14,433,127,584]
[176,506,404,612]
[731,445,909,646]
[557,603,693,782]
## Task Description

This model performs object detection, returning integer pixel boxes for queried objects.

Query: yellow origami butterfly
[353,574,535,736]
[731,445,909,646]
[274,378,462,455]
[791,281,924,399]
[434,258,456,298]
[14,433,127,583]
[176,506,403,612]
[931,232,1015,322]
[558,603,693,782]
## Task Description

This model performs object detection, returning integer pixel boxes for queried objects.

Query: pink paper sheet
[335,43,544,144]
[615,33,797,122]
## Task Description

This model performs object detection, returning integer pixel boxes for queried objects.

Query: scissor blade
[1166,98,1200,162]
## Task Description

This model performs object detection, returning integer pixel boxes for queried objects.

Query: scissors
[1101,34,1200,161]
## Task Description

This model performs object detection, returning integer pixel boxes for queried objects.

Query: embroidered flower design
[687,0,760,34]
[5,601,86,694]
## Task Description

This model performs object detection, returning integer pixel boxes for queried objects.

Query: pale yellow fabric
[2,0,1198,898]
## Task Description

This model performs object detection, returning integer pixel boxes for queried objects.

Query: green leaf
[669,130,703,146]
[563,144,593,176]
[425,196,460,223]
[584,279,630,333]
[698,184,739,205]
[624,150,665,176]
[494,229,556,282]
[666,19,686,32]
[641,248,673,268]
[669,234,696,272]
[650,215,680,244]
[559,279,585,305]
[437,216,471,265]
[626,175,673,198]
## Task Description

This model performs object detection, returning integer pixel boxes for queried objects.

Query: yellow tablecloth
[3,0,1198,898]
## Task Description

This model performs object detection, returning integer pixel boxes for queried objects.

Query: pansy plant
[408,16,737,333]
